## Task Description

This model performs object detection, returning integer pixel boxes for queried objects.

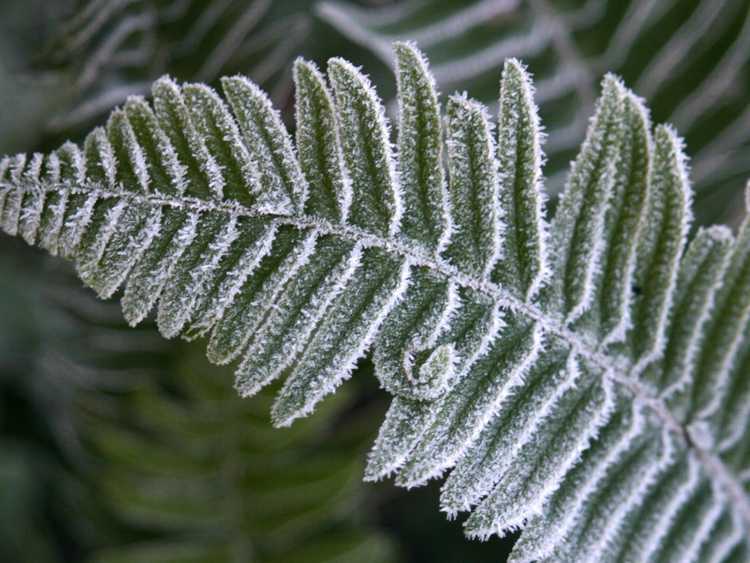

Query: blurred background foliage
[0,1,747,561]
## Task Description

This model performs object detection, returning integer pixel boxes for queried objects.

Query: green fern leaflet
[1,42,748,561]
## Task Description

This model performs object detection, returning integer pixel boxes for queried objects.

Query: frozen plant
[0,42,748,562]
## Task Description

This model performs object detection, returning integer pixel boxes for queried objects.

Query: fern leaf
[2,43,749,561]
[394,41,449,253]
[328,58,401,237]
[590,91,652,345]
[630,124,692,373]
[493,58,547,301]
[548,74,625,322]
[221,75,308,213]
[294,59,351,223]
[444,94,501,281]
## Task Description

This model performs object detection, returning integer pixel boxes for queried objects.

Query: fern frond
[2,42,749,561]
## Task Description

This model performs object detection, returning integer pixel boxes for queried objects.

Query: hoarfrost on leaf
[1,40,749,562]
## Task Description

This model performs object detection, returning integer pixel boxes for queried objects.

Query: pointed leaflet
[365,397,438,481]
[657,226,734,401]
[440,345,578,516]
[35,151,70,256]
[613,455,702,562]
[37,170,70,256]
[713,189,750,455]
[271,249,411,427]
[0,157,10,182]
[182,83,258,207]
[18,153,45,245]
[122,96,188,196]
[58,142,86,188]
[578,433,676,562]
[21,153,43,184]
[549,76,624,321]
[510,400,646,561]
[713,325,750,460]
[78,203,163,300]
[327,57,401,237]
[152,77,224,200]
[84,127,118,190]
[629,125,692,372]
[69,134,117,259]
[221,75,308,214]
[463,374,614,540]
[394,41,448,253]
[206,227,318,365]
[73,195,127,277]
[182,219,278,341]
[234,237,361,397]
[293,59,350,222]
[492,59,547,301]
[0,157,14,219]
[156,213,240,339]
[683,189,750,427]
[0,154,27,236]
[106,109,150,193]
[443,94,500,279]
[121,209,199,326]
[553,431,668,562]
[588,93,651,343]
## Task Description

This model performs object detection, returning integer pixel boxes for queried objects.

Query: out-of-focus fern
[2,41,750,561]
[0,0,75,153]
[41,0,312,131]
[0,243,98,563]
[317,0,750,224]
[76,348,397,563]
[16,267,400,562]
[0,441,72,563]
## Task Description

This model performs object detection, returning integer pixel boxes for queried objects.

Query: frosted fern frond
[1,42,749,561]
[317,0,750,223]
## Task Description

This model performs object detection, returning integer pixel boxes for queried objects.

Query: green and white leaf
[2,41,749,561]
